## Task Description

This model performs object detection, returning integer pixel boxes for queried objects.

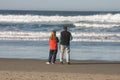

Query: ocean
[0,10,120,61]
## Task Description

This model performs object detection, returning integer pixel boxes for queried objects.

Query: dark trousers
[48,50,57,63]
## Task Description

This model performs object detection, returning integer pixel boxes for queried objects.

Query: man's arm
[70,33,73,41]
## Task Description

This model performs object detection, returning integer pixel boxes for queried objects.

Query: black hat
[52,30,56,33]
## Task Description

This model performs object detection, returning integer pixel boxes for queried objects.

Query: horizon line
[0,9,120,12]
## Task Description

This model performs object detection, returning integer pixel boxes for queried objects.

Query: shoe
[67,62,70,64]
[60,61,63,64]
[52,62,55,64]
[46,62,50,64]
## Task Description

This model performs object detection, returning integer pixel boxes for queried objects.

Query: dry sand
[0,58,120,80]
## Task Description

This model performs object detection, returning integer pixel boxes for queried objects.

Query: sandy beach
[0,58,120,80]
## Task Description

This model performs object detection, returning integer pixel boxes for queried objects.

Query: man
[60,26,73,64]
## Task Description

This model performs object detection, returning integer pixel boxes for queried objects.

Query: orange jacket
[49,37,59,50]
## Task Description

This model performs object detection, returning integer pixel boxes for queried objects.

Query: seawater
[0,10,120,61]
[0,10,120,42]
[0,40,120,61]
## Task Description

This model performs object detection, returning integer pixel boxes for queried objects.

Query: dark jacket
[60,31,72,45]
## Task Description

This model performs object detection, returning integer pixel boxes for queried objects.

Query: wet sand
[0,58,120,80]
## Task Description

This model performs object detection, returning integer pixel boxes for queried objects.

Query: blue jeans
[48,50,57,63]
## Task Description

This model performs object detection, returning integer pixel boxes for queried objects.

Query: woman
[46,30,59,64]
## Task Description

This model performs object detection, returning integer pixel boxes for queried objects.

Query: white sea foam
[0,14,120,28]
[0,31,50,41]
[73,23,119,28]
[0,31,120,42]
[0,13,120,42]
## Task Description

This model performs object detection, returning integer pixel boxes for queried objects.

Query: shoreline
[0,40,120,61]
[0,58,120,80]
[0,58,120,74]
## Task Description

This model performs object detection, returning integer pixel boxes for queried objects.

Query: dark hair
[63,26,67,30]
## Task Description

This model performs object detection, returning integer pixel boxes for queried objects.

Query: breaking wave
[0,31,120,42]
[0,13,120,28]
[0,13,120,42]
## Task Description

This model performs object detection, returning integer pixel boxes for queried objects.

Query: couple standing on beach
[46,26,73,64]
